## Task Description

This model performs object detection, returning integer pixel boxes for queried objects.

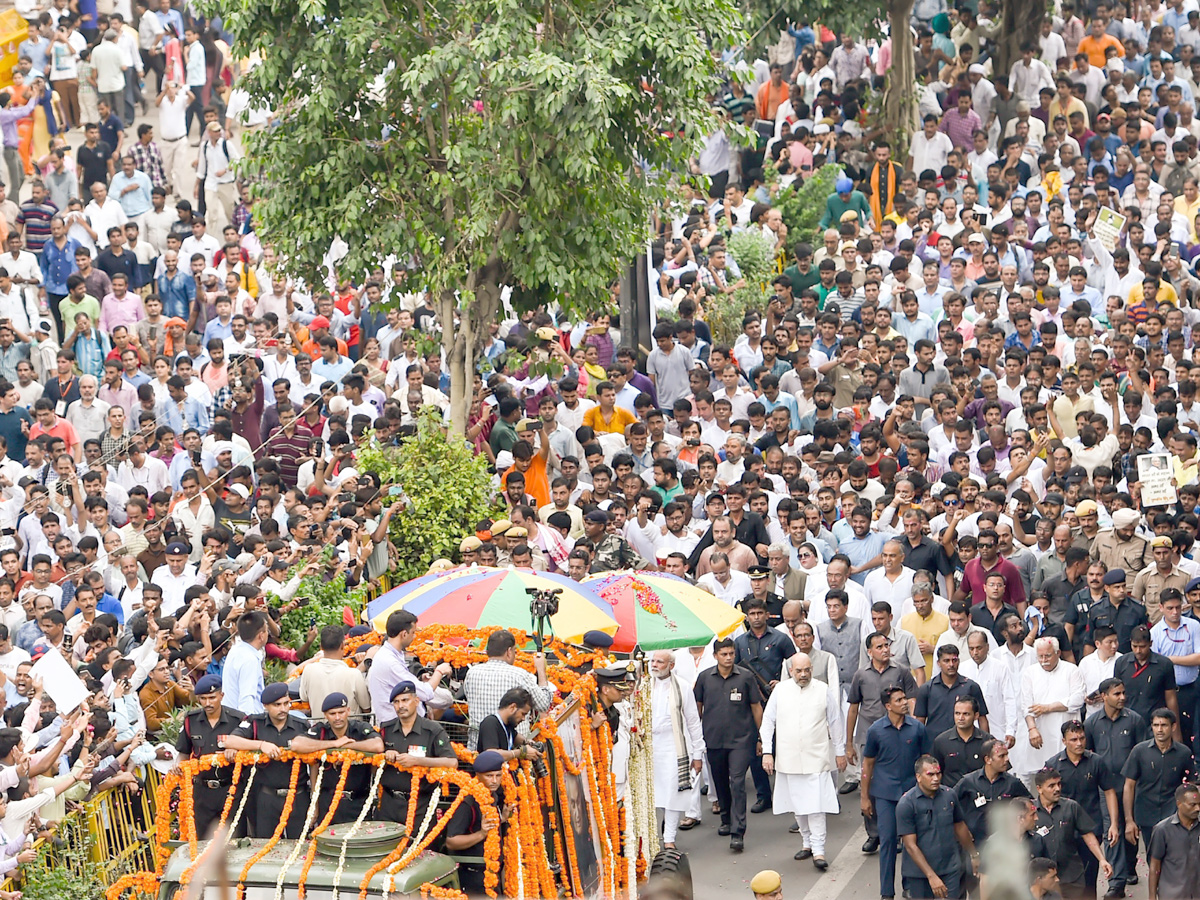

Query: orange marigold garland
[548,730,583,896]
[180,760,253,887]
[357,769,419,900]
[296,757,352,900]
[419,883,467,900]
[181,764,198,857]
[235,758,301,898]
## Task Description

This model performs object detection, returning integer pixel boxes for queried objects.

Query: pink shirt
[99,292,146,334]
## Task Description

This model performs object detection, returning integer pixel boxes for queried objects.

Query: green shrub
[705,228,776,345]
[773,163,843,246]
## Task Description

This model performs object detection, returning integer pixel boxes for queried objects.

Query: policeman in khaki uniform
[291,692,384,824]
[1131,535,1190,624]
[174,675,246,838]
[222,682,310,838]
[750,870,784,900]
[378,681,458,826]
[1091,509,1149,592]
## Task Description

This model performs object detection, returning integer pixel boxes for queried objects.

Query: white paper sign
[29,648,89,715]
[1094,208,1126,252]
[1138,452,1177,507]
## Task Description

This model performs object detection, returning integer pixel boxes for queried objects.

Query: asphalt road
[679,777,1149,900]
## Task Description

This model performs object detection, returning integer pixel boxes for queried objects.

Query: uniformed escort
[444,749,508,894]
[222,682,310,838]
[174,674,245,838]
[750,869,783,900]
[291,691,384,824]
[743,565,786,627]
[379,681,458,826]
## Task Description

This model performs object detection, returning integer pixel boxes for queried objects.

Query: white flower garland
[272,753,328,900]
[330,763,387,900]
[181,764,258,884]
[382,784,441,900]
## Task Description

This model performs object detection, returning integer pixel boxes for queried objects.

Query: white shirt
[150,563,197,609]
[863,566,916,613]
[1077,649,1120,716]
[157,91,189,142]
[696,570,752,606]
[84,198,128,249]
[958,652,1019,741]
[909,130,954,175]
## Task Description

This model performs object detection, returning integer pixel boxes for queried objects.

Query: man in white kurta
[760,653,847,867]
[957,631,1019,746]
[1011,636,1086,785]
[650,650,706,847]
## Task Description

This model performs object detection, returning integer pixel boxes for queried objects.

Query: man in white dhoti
[650,649,706,848]
[1011,636,1086,789]
[761,652,846,870]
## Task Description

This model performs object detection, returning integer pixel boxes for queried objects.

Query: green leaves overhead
[218,0,741,311]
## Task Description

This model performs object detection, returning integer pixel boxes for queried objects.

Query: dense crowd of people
[0,0,1200,898]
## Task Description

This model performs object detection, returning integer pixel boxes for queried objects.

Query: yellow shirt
[1125,279,1179,307]
[900,610,950,680]
[582,405,636,435]
[1175,194,1200,241]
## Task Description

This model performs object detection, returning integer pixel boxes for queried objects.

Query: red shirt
[960,556,1026,610]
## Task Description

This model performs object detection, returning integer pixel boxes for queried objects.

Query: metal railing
[0,767,163,893]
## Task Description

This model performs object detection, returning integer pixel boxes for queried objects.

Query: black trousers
[249,785,311,839]
[706,745,752,838]
[193,779,246,839]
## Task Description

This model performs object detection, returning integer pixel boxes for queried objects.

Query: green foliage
[773,164,843,245]
[740,0,883,57]
[705,229,777,345]
[18,819,105,900]
[274,548,368,648]
[156,706,188,748]
[356,410,502,582]
[213,0,741,431]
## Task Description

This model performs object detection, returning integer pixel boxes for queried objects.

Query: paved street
[680,778,1149,900]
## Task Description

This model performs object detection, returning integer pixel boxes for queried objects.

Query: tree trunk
[884,0,919,162]
[441,288,470,436]
[996,0,1045,74]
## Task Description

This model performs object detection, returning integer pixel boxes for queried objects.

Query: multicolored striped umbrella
[583,571,746,651]
[366,566,618,644]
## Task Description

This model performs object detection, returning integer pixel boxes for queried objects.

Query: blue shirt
[157,396,211,435]
[97,591,125,625]
[1151,617,1200,687]
[202,316,233,345]
[110,169,154,218]
[40,237,81,295]
[72,328,111,378]
[313,355,354,383]
[157,269,195,320]
[222,639,264,715]
[17,37,50,74]
[863,714,931,801]
[0,407,32,461]
[759,391,801,431]
[840,531,888,584]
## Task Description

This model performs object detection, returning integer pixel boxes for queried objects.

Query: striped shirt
[262,427,310,489]
[15,201,58,253]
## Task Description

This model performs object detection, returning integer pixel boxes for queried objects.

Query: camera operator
[476,687,545,766]
[463,630,554,750]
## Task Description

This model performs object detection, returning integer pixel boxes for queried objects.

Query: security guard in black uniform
[174,675,246,838]
[222,682,311,838]
[743,565,785,627]
[378,681,458,827]
[291,692,384,824]
[444,749,508,894]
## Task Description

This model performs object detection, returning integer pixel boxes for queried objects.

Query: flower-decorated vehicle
[111,626,662,900]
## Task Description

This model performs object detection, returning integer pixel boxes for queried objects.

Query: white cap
[227,483,250,499]
[813,123,831,135]
[968,64,986,75]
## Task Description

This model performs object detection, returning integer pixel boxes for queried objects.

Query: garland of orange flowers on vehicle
[514,762,558,898]
[329,763,388,900]
[419,883,467,900]
[357,769,419,900]
[581,721,617,899]
[234,758,301,898]
[180,759,253,886]
[295,756,353,900]
[106,871,161,900]
[545,726,583,896]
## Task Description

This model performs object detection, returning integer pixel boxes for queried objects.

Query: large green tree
[218,0,740,432]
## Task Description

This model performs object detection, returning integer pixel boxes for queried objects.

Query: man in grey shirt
[1148,783,1200,900]
[816,590,862,699]
[846,631,919,844]
[897,339,949,414]
[646,323,697,409]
